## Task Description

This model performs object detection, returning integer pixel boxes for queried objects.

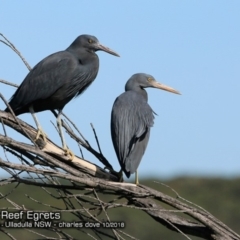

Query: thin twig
[90,123,103,155]
[0,228,17,240]
[0,79,18,88]
[0,33,31,70]
[0,33,239,240]
[0,93,37,146]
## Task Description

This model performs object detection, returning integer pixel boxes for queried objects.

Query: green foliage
[0,177,239,239]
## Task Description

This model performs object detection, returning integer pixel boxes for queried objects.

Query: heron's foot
[35,128,48,143]
[63,147,75,160]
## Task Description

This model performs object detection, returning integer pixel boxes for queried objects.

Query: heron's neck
[127,87,148,101]
[67,48,99,65]
[139,88,148,101]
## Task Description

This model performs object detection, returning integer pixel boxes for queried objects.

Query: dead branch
[0,33,239,240]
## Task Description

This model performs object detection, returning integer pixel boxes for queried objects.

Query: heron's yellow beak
[151,81,181,95]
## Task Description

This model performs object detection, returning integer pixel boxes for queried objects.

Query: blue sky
[0,1,240,180]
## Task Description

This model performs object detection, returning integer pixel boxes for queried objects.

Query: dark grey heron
[111,73,180,184]
[5,34,119,158]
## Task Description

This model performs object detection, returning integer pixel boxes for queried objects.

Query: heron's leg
[135,170,139,185]
[57,110,74,160]
[29,106,47,142]
[118,170,123,182]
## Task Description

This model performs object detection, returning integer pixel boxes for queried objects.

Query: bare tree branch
[0,33,239,240]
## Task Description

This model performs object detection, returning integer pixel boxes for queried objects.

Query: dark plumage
[5,34,119,158]
[111,73,180,184]
[6,34,119,115]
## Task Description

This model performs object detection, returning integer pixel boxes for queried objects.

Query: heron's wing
[8,51,78,112]
[111,91,154,176]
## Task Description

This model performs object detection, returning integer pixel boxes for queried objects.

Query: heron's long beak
[97,43,120,57]
[151,81,181,95]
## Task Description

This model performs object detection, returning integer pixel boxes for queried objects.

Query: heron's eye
[88,39,93,43]
[147,77,152,82]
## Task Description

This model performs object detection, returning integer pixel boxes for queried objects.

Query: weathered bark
[0,32,239,240]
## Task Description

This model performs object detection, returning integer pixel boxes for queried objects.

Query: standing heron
[5,34,119,158]
[111,73,180,184]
